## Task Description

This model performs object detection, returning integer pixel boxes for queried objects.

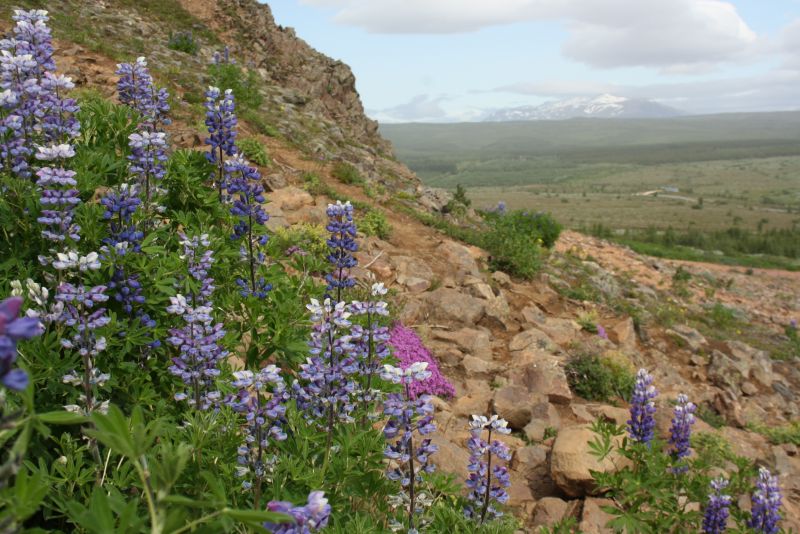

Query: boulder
[532,497,569,527]
[609,317,636,351]
[493,385,538,429]
[439,240,481,281]
[423,288,485,325]
[510,359,573,405]
[550,425,625,497]
[432,328,492,361]
[667,325,707,352]
[429,434,470,479]
[509,328,557,353]
[538,317,582,346]
[579,498,616,533]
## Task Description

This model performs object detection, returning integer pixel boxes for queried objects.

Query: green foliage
[748,421,800,446]
[444,184,471,214]
[588,419,759,533]
[479,210,561,278]
[565,352,635,403]
[360,209,392,240]
[331,162,363,185]
[238,137,270,167]
[167,31,198,54]
[208,63,263,112]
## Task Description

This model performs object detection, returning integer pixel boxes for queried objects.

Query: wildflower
[387,323,455,399]
[264,491,331,533]
[204,86,238,198]
[627,368,657,444]
[702,478,731,534]
[225,155,271,298]
[166,234,226,409]
[349,282,391,407]
[748,467,782,534]
[464,415,512,524]
[128,130,167,210]
[669,393,696,467]
[228,366,287,502]
[597,324,608,340]
[0,296,43,390]
[381,362,438,533]
[36,166,80,244]
[9,279,62,323]
[116,57,170,129]
[325,201,358,301]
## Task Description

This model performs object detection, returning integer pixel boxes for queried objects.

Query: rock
[667,325,707,352]
[492,271,511,287]
[724,340,774,388]
[268,186,313,211]
[609,317,636,351]
[461,355,498,377]
[512,444,559,498]
[532,497,569,527]
[550,425,625,497]
[423,288,485,325]
[524,399,562,441]
[521,305,546,325]
[399,276,430,294]
[587,404,630,426]
[439,240,480,280]
[399,299,425,325]
[452,389,493,418]
[418,186,452,212]
[432,328,492,361]
[509,328,557,353]
[510,359,573,405]
[493,385,537,429]
[579,498,616,533]
[263,173,287,191]
[483,292,514,331]
[708,350,743,391]
[538,317,582,346]
[391,255,434,284]
[429,434,470,479]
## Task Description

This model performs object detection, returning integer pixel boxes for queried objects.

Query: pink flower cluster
[388,323,455,399]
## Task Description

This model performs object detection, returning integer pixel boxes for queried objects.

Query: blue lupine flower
[128,130,167,209]
[265,491,331,533]
[627,368,657,444]
[381,362,438,533]
[166,234,227,410]
[116,57,170,129]
[748,467,782,534]
[228,366,288,492]
[349,282,390,407]
[225,155,271,298]
[702,478,731,534]
[36,166,80,243]
[464,414,512,524]
[669,393,696,469]
[0,296,43,390]
[325,201,358,301]
[204,86,237,198]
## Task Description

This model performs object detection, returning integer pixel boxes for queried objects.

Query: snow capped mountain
[484,94,681,121]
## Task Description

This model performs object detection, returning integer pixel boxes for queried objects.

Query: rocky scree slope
[7,0,800,531]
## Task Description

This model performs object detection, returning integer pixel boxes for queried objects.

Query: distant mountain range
[483,94,682,121]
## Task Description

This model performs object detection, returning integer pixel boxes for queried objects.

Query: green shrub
[360,209,392,239]
[167,31,198,54]
[565,352,635,402]
[208,63,263,111]
[479,210,560,278]
[331,162,362,185]
[238,137,270,167]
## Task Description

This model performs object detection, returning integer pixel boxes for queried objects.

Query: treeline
[588,224,800,259]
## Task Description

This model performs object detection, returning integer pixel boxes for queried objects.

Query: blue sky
[266,0,800,122]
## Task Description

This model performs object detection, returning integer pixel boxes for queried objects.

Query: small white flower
[371,282,388,296]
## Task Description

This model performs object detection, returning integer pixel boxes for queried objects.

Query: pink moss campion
[387,323,455,399]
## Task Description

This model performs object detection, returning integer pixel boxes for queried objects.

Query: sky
[265,0,800,122]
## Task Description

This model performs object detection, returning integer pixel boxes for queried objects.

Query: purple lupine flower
[10,9,55,76]
[100,184,143,254]
[381,362,438,533]
[55,256,111,415]
[128,130,167,211]
[669,393,696,468]
[9,278,63,325]
[627,368,657,444]
[349,282,390,407]
[225,155,271,298]
[325,201,358,301]
[166,234,226,410]
[702,478,731,534]
[36,166,80,243]
[264,491,331,533]
[37,72,80,143]
[387,323,455,399]
[0,296,43,390]
[748,467,782,534]
[464,414,512,524]
[228,366,287,497]
[495,201,506,215]
[204,86,237,198]
[292,298,358,426]
[115,57,170,129]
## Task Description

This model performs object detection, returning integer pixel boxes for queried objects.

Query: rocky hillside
[9,1,799,531]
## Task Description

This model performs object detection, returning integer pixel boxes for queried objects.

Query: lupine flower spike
[628,368,657,444]
[668,393,696,471]
[702,478,731,534]
[204,86,237,199]
[264,491,331,533]
[748,467,782,534]
[166,233,227,410]
[349,281,390,410]
[464,415,512,524]
[226,155,271,298]
[381,362,438,533]
[228,366,288,507]
[325,201,357,302]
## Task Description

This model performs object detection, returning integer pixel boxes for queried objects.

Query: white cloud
[301,0,758,71]
[368,94,449,122]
